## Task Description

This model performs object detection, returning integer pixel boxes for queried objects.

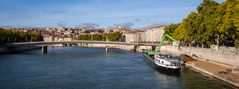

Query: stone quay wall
[161,46,239,66]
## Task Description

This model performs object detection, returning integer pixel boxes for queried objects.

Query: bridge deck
[7,41,158,47]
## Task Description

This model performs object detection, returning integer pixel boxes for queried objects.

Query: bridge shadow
[0,50,40,56]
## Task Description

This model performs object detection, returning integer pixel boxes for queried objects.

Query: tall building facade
[122,26,165,43]
[123,32,141,43]
[145,26,165,42]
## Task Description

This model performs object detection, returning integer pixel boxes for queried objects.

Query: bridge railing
[7,40,158,47]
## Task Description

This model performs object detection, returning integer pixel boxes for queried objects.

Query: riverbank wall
[161,46,239,66]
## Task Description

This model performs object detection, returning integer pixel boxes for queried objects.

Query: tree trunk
[216,37,220,46]
[216,36,220,50]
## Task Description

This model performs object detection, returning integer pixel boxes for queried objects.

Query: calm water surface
[0,47,236,89]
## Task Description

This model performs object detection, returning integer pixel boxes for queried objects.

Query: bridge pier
[41,46,47,54]
[152,46,157,50]
[133,45,156,52]
[133,45,140,52]
[105,46,109,54]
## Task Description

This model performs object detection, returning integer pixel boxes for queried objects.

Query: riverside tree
[0,28,43,45]
[164,0,239,48]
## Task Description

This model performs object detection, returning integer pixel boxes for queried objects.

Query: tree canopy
[0,28,43,45]
[164,0,239,47]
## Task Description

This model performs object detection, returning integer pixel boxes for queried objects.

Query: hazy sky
[0,0,225,28]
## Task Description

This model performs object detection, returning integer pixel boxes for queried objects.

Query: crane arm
[147,34,178,56]
[155,34,178,52]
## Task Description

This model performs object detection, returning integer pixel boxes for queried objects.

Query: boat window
[162,61,164,64]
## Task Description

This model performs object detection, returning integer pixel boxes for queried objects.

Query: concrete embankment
[162,46,239,66]
[162,46,239,88]
[184,58,239,88]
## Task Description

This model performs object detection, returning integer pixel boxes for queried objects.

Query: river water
[0,47,236,89]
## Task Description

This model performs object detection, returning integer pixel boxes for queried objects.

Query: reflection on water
[0,47,236,89]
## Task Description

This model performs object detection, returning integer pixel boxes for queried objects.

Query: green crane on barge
[143,34,182,72]
[147,34,179,56]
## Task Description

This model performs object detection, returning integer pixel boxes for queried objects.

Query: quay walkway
[181,54,239,88]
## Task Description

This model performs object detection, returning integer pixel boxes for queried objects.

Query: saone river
[0,47,236,89]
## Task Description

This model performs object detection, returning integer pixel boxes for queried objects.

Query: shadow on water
[0,48,42,55]
[154,68,181,77]
[104,48,132,56]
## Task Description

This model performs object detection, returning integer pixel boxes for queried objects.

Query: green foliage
[0,29,43,45]
[78,34,91,40]
[106,32,122,41]
[164,0,239,47]
[92,34,104,41]
[30,32,43,41]
[197,0,219,13]
[164,24,179,36]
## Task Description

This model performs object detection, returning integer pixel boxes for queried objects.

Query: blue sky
[0,0,224,28]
